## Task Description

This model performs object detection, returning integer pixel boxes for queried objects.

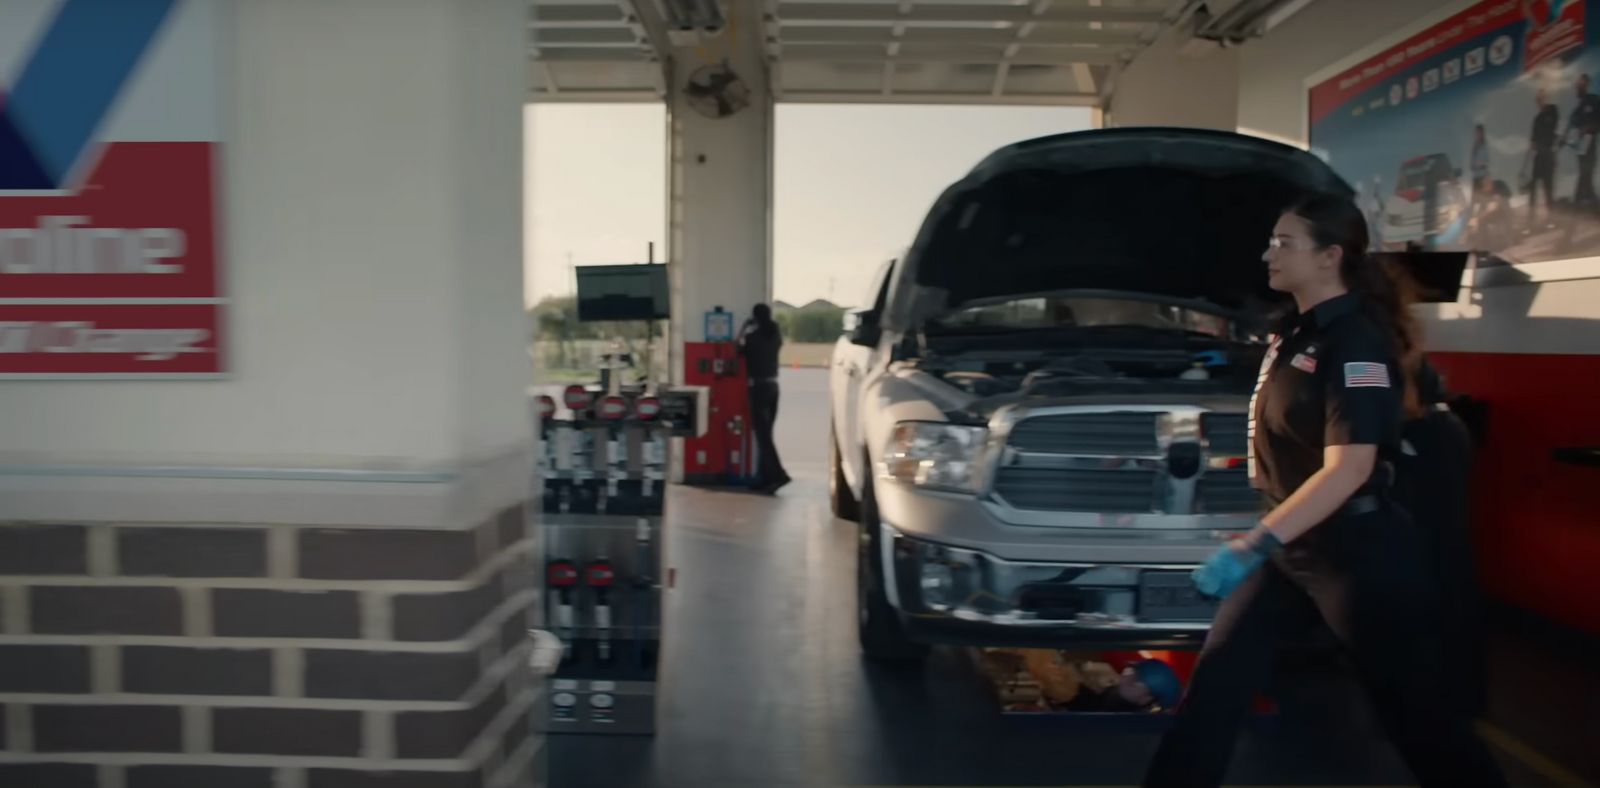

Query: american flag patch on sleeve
[1343,362,1391,388]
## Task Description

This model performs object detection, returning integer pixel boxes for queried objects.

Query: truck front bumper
[880,523,1217,650]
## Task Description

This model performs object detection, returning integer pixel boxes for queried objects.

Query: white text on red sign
[0,215,186,275]
[0,321,210,361]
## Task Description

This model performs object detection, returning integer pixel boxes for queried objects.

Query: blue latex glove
[1192,526,1282,600]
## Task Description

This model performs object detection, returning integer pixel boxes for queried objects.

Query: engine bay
[912,335,1266,400]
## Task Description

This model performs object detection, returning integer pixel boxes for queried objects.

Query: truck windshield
[932,295,1234,338]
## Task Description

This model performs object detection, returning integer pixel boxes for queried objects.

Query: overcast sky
[524,103,1093,309]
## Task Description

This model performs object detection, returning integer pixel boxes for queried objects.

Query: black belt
[1263,493,1386,516]
[1342,494,1383,517]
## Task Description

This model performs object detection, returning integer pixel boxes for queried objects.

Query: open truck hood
[886,128,1353,330]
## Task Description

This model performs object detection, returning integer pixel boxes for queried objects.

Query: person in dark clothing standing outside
[739,303,791,495]
[1529,87,1560,231]
[1142,195,1507,788]
[1567,74,1600,211]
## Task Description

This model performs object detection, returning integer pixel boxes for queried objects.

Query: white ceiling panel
[529,0,1186,104]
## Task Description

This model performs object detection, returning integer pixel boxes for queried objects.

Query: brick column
[0,505,540,788]
[0,1,535,784]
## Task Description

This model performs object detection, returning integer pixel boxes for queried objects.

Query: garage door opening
[771,104,1095,365]
[526,103,668,385]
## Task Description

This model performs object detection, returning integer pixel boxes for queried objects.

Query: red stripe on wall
[1431,351,1600,637]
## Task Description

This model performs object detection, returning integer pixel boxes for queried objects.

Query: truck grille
[992,467,1159,512]
[991,409,1251,517]
[1196,471,1259,513]
[1201,413,1247,455]
[1005,412,1160,456]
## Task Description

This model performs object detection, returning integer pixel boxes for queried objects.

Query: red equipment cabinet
[681,341,755,485]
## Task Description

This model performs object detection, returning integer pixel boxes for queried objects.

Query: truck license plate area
[1139,571,1218,622]
[1016,584,1085,620]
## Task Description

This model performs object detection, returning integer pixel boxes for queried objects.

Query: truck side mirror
[844,310,880,347]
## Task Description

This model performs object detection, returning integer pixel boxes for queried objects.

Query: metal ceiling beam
[779,26,1140,46]
[1097,0,1204,111]
[529,0,1132,104]
[619,0,672,55]
[932,28,1140,47]
[537,59,561,94]
[779,89,1100,106]
[533,46,655,61]
[1071,61,1096,94]
[764,0,787,100]
[781,43,1118,65]
[534,27,642,44]
[528,88,665,103]
[882,0,910,94]
[530,4,628,25]
[775,3,1168,25]
[615,0,673,95]
[994,0,1051,97]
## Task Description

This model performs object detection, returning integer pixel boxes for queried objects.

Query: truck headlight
[882,422,988,493]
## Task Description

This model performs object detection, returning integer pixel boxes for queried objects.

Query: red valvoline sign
[1309,0,1600,264]
[1525,0,1586,71]
[0,0,225,378]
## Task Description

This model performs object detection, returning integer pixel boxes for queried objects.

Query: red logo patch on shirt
[1290,353,1318,373]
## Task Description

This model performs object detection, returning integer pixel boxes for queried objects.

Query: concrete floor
[548,369,1599,787]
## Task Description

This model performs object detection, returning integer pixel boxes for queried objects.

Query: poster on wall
[1308,0,1600,265]
[0,0,226,378]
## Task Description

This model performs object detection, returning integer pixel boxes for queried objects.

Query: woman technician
[1142,194,1506,787]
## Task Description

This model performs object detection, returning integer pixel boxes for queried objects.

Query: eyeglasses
[1266,236,1318,251]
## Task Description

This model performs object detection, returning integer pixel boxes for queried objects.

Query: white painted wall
[448,0,536,463]
[1236,0,1461,146]
[667,0,775,352]
[1109,25,1240,130]
[0,0,530,474]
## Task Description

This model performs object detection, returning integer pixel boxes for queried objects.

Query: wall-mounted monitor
[575,264,670,322]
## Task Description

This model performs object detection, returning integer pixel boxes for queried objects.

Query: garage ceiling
[528,0,1193,105]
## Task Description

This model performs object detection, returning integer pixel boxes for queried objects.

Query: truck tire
[856,465,928,662]
[829,424,861,522]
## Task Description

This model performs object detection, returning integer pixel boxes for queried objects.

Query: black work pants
[1143,503,1506,788]
[749,379,788,487]
[1393,410,1485,716]
[1531,151,1556,225]
[1578,149,1598,210]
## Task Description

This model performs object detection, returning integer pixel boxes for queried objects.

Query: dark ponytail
[1286,193,1425,417]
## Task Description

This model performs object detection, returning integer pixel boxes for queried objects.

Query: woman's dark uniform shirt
[1247,292,1405,506]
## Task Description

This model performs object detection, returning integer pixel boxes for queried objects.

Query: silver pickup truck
[828,128,1352,660]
